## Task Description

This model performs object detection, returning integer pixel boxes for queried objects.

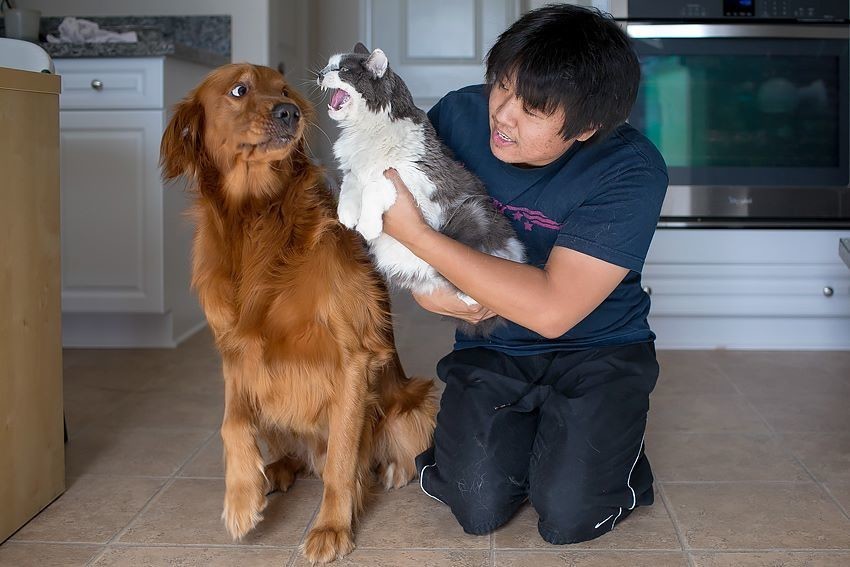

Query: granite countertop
[0,16,230,67]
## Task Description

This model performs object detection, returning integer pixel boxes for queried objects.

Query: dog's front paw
[222,488,266,541]
[356,217,383,241]
[302,524,355,564]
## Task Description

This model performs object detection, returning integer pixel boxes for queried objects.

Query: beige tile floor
[2,293,850,566]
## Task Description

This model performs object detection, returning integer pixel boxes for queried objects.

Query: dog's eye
[282,88,289,97]
[230,84,248,98]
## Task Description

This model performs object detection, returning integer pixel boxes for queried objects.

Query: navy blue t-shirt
[427,84,668,355]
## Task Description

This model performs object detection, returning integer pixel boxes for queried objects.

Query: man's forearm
[400,227,566,337]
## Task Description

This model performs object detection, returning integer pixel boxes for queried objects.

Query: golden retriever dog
[160,63,438,563]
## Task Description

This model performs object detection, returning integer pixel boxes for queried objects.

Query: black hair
[485,4,640,143]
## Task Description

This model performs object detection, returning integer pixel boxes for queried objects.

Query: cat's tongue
[330,88,350,111]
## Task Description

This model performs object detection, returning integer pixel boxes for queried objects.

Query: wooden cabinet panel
[0,67,65,543]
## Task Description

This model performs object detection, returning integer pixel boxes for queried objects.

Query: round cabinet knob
[91,79,104,91]
[642,286,652,295]
[823,286,834,297]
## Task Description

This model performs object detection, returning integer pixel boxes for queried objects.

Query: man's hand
[382,168,431,245]
[413,287,498,325]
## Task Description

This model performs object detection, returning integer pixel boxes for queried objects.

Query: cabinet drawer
[55,58,164,110]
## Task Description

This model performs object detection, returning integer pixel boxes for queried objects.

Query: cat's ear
[366,48,388,78]
[353,42,370,55]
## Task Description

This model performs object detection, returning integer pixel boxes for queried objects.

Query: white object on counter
[0,37,54,73]
[46,16,137,44]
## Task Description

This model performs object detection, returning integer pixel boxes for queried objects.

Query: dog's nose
[272,103,301,127]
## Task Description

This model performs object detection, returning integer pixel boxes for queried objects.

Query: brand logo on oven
[728,196,753,206]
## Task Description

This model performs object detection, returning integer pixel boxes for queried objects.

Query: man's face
[488,75,595,167]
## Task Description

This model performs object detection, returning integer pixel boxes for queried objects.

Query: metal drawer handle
[642,286,652,295]
[823,287,834,297]
[91,79,104,91]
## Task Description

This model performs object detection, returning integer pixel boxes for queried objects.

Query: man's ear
[365,48,388,78]
[353,42,369,55]
[576,127,599,142]
[160,95,205,181]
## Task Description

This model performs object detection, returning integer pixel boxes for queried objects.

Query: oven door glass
[628,28,849,187]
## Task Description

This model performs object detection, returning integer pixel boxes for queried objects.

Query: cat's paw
[337,198,361,229]
[356,217,384,241]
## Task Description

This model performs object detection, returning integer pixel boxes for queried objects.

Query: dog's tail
[372,351,439,490]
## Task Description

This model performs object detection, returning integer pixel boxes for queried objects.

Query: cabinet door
[60,110,164,313]
[369,0,519,109]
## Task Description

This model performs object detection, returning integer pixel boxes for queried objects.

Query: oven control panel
[627,0,849,21]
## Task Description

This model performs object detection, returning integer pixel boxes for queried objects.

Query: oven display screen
[724,0,755,17]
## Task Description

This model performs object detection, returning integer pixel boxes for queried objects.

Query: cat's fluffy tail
[456,316,507,338]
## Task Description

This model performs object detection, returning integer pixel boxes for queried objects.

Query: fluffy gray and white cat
[318,43,525,335]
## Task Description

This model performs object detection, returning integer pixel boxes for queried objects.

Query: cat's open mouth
[329,88,351,111]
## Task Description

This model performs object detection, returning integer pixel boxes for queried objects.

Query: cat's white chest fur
[334,113,446,292]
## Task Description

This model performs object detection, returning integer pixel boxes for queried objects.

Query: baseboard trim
[63,312,176,348]
[650,316,850,350]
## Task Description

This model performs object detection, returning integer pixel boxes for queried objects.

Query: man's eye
[499,81,509,91]
[524,108,540,118]
[230,84,248,97]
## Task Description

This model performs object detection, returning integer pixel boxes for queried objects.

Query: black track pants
[415,342,659,544]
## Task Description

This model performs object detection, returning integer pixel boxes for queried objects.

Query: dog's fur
[160,63,437,564]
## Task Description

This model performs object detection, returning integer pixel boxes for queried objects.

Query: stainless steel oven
[611,0,850,226]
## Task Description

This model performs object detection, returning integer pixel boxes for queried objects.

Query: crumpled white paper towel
[46,17,138,43]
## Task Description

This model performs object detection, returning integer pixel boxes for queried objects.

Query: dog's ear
[160,95,205,181]
[353,42,369,55]
[365,48,388,78]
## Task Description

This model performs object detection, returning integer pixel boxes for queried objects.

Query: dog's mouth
[328,88,351,112]
[238,133,294,155]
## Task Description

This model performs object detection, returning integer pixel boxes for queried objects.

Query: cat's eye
[340,66,349,72]
[230,84,248,97]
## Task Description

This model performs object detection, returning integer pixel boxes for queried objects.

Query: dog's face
[161,63,313,185]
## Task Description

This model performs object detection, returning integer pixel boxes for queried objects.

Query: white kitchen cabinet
[56,57,212,347]
[644,229,850,349]
[60,110,163,313]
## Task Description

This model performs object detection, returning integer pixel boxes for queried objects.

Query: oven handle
[626,23,850,39]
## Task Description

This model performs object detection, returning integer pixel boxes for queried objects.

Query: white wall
[306,0,368,175]
[18,0,271,64]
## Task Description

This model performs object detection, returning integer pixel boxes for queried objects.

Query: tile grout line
[490,530,496,567]
[171,429,221,478]
[823,483,850,520]
[722,368,850,524]
[656,482,696,567]
[84,477,176,567]
[85,428,219,566]
[286,496,322,567]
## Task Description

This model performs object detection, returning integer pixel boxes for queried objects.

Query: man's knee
[420,460,523,535]
[535,500,626,544]
[532,487,652,544]
[451,488,520,535]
